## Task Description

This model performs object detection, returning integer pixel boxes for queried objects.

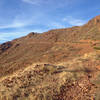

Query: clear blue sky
[0,0,100,43]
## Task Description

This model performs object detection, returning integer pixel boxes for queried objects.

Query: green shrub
[94,46,100,50]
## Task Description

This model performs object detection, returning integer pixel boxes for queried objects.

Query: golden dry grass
[0,52,100,100]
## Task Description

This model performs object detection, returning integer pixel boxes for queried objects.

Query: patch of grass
[93,74,100,85]
[94,46,100,50]
[92,74,100,100]
[95,91,100,100]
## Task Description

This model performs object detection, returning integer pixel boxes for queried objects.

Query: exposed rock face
[93,15,100,24]
[87,15,100,26]
[0,42,12,54]
[27,32,37,38]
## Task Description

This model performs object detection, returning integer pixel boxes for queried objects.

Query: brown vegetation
[0,15,100,100]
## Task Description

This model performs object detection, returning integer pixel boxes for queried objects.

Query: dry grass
[0,15,100,100]
[0,52,100,100]
[0,16,100,78]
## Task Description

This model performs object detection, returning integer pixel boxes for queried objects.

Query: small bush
[94,46,100,50]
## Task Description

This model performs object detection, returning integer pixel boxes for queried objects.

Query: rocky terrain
[0,15,100,100]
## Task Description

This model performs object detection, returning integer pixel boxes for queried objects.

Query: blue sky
[0,0,100,43]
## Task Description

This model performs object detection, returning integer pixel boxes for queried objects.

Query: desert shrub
[96,55,100,60]
[94,46,100,50]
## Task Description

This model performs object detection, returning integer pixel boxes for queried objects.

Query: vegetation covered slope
[0,52,100,100]
[0,15,100,100]
[0,15,100,78]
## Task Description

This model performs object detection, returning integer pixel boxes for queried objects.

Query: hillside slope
[0,15,100,100]
[0,52,100,100]
[0,15,100,78]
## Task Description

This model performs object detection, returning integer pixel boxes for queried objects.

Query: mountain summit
[92,15,100,23]
[87,15,100,26]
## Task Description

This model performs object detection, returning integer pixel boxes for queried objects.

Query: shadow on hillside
[53,67,98,75]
